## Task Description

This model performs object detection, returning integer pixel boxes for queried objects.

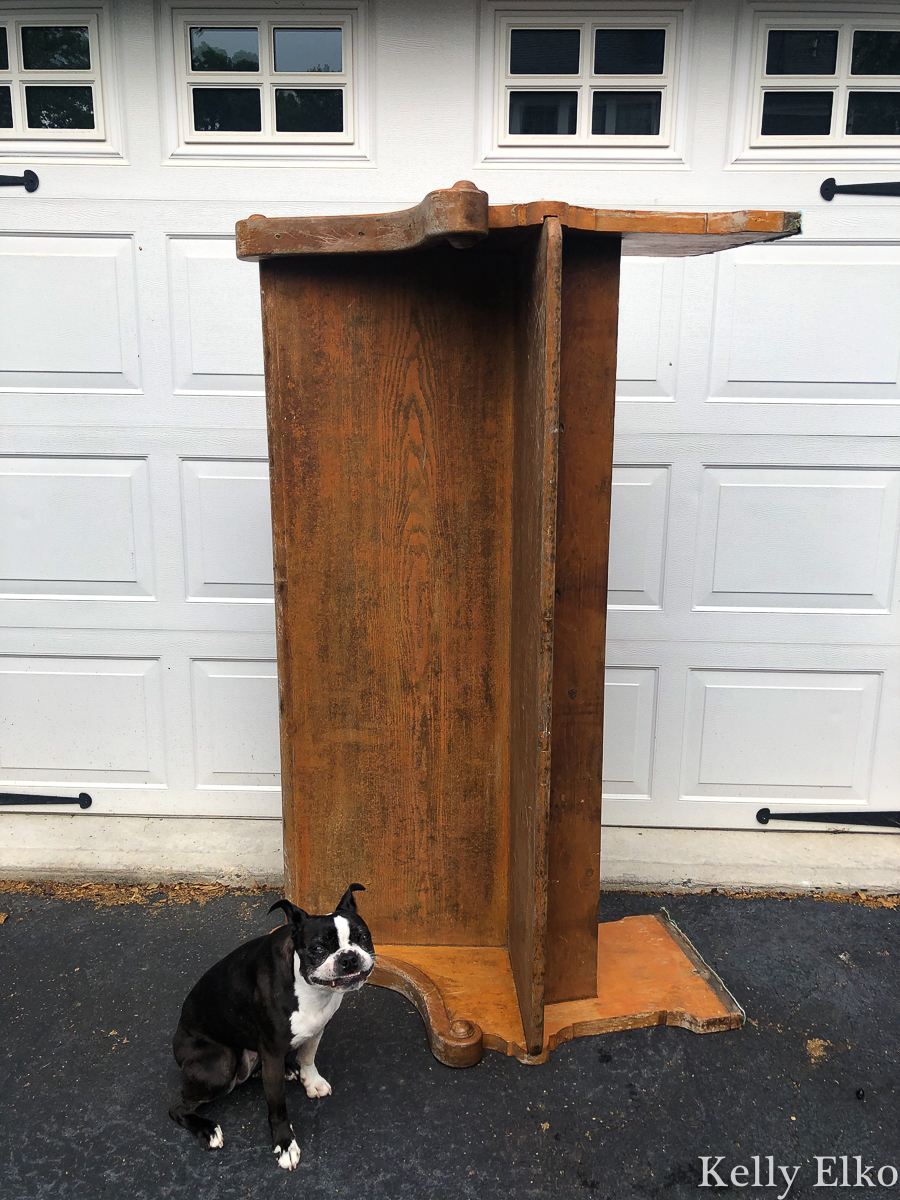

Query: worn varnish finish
[238,197,800,261]
[488,202,801,256]
[507,218,562,1056]
[545,233,620,1006]
[243,185,799,1064]
[373,914,743,1066]
[262,246,516,944]
[240,181,489,259]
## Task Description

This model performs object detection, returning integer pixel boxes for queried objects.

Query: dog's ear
[336,883,365,913]
[268,898,308,927]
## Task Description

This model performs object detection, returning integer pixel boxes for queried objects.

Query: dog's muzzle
[311,950,375,991]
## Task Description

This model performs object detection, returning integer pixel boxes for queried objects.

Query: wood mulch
[0,879,270,907]
[0,878,897,909]
[614,887,900,909]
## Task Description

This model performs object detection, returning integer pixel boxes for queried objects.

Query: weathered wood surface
[542,914,744,1056]
[240,188,800,261]
[544,233,619,1006]
[238,181,488,260]
[370,953,485,1067]
[373,915,743,1065]
[507,218,562,1057]
[262,244,514,945]
[489,202,801,256]
[250,184,771,1061]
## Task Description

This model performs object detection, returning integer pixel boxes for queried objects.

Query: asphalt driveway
[1,884,897,1200]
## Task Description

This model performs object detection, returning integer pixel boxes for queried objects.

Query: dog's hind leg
[235,1049,260,1085]
[169,1042,239,1150]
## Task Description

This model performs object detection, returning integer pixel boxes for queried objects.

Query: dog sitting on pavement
[169,883,374,1170]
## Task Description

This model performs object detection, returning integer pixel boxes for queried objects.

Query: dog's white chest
[290,953,342,1047]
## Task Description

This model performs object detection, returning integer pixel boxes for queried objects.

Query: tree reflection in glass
[275,88,343,131]
[190,28,259,72]
[25,84,94,128]
[22,26,90,71]
[192,87,261,131]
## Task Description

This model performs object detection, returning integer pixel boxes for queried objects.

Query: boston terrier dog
[169,883,374,1170]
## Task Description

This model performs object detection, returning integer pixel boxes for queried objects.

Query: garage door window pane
[0,85,12,128]
[594,29,665,75]
[766,30,838,75]
[25,84,94,128]
[192,87,261,131]
[509,29,580,75]
[851,31,900,76]
[275,87,342,131]
[846,90,900,134]
[0,27,8,72]
[21,25,91,71]
[190,28,259,72]
[274,28,342,73]
[592,90,660,134]
[509,91,577,134]
[761,90,833,134]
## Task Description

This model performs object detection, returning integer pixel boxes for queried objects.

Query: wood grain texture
[242,194,800,264]
[251,190,779,1055]
[370,953,485,1067]
[542,914,744,1056]
[262,244,515,945]
[371,916,743,1066]
[489,203,801,256]
[507,218,563,1057]
[238,181,488,260]
[544,233,620,1005]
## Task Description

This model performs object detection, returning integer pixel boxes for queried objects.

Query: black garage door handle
[0,791,92,809]
[821,177,900,200]
[0,170,39,192]
[757,807,900,828]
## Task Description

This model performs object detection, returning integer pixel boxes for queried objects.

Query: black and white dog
[169,883,374,1170]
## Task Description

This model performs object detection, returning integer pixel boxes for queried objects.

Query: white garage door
[1,0,898,840]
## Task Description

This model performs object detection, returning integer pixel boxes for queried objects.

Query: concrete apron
[1,814,898,894]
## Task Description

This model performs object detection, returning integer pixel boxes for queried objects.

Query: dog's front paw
[274,1139,301,1170]
[207,1125,224,1150]
[300,1069,332,1099]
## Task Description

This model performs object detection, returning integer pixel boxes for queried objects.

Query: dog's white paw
[207,1125,224,1150]
[275,1139,301,1170]
[301,1070,332,1099]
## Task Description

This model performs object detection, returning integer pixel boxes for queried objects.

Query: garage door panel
[0,656,165,785]
[602,642,900,828]
[0,235,141,394]
[608,465,670,609]
[0,457,154,600]
[692,467,900,614]
[616,257,682,400]
[602,667,658,800]
[681,668,881,802]
[709,244,900,403]
[181,459,275,601]
[192,659,280,789]
[168,237,265,395]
